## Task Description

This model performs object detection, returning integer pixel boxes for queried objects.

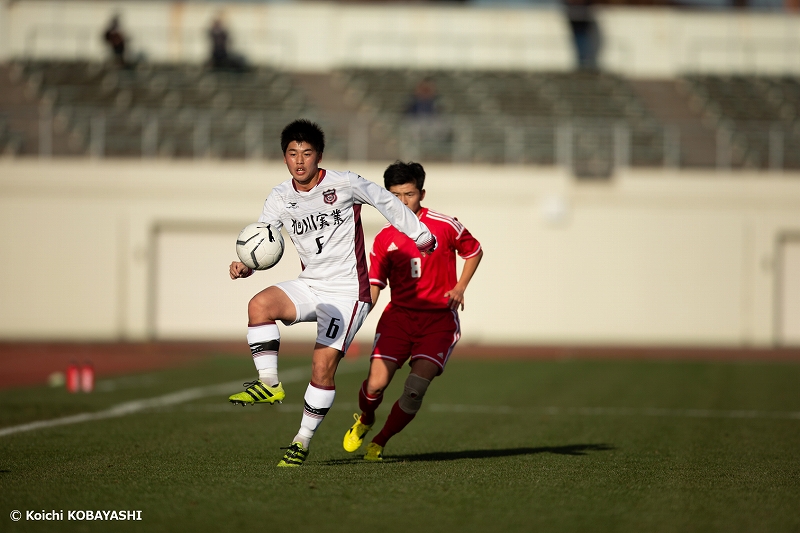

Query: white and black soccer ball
[236,222,284,270]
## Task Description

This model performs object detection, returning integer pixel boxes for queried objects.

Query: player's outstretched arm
[230,261,253,280]
[350,174,434,251]
[444,250,483,310]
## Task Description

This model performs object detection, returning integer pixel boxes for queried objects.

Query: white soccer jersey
[258,169,433,302]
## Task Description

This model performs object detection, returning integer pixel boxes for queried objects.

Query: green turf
[1,355,799,533]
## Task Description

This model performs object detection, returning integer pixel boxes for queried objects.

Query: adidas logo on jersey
[387,242,398,252]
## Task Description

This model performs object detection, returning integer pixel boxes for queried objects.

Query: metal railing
[23,106,800,175]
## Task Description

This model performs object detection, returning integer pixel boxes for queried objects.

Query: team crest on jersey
[322,189,337,205]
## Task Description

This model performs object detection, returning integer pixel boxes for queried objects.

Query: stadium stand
[6,60,312,159]
[0,64,34,156]
[334,68,668,176]
[681,75,800,169]
[1,59,798,173]
[0,113,24,156]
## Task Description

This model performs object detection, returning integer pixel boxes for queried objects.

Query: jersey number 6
[325,317,340,339]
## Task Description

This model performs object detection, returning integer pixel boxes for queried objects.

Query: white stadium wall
[0,0,574,72]
[2,159,800,347]
[596,8,800,77]
[1,0,799,76]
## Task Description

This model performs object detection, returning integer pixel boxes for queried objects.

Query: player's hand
[230,261,253,280]
[444,286,466,311]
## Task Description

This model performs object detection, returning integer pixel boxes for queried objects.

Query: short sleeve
[454,221,482,259]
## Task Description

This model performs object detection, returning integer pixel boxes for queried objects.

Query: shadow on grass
[320,443,614,465]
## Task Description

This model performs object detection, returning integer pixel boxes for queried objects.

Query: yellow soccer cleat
[228,380,285,406]
[277,442,309,467]
[363,442,384,462]
[343,413,373,453]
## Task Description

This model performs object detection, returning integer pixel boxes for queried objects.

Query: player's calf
[364,374,431,462]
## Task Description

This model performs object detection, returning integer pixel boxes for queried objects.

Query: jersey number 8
[410,258,421,278]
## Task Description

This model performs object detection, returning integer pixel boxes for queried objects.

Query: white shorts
[275,279,371,353]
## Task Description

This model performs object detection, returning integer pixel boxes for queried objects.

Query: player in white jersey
[227,120,436,467]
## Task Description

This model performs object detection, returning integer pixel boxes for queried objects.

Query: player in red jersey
[342,161,483,461]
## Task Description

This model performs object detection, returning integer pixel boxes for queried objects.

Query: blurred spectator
[208,16,248,72]
[406,78,439,116]
[209,17,230,69]
[564,0,600,70]
[404,78,449,148]
[103,15,128,68]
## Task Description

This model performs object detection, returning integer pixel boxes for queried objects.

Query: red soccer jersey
[369,207,481,310]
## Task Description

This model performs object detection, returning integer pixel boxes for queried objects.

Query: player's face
[284,141,323,189]
[389,183,425,216]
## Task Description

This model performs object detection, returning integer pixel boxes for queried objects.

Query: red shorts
[370,303,461,375]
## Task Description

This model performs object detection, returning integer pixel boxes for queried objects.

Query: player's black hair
[281,119,325,155]
[383,161,425,191]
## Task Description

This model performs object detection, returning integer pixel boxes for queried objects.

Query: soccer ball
[236,222,284,270]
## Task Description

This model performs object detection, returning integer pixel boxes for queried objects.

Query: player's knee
[248,291,278,321]
[398,374,431,415]
[366,375,390,397]
[366,383,386,397]
[248,293,266,313]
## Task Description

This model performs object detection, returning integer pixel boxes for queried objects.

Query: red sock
[358,380,382,426]
[372,401,416,447]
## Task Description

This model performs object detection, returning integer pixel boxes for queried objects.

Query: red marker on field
[66,361,80,393]
[80,361,95,393]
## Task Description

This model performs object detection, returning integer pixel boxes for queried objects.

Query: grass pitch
[1,353,799,533]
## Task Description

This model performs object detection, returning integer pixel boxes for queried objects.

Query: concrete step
[630,79,718,167]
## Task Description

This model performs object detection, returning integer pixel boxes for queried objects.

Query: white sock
[257,355,278,387]
[247,322,280,386]
[294,382,336,448]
